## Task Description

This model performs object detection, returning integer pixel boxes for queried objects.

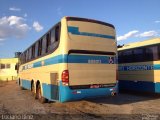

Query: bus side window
[159,45,160,59]
[28,47,32,60]
[50,24,60,51]
[123,50,133,63]
[31,44,35,59]
[50,28,55,51]
[46,32,51,53]
[38,39,43,56]
[118,51,123,63]
[55,25,60,42]
[133,48,144,62]
[35,42,38,58]
[145,45,158,61]
[23,52,26,63]
[51,28,55,43]
[42,36,46,55]
[26,50,29,62]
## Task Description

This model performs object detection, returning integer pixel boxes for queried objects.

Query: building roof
[0,58,18,63]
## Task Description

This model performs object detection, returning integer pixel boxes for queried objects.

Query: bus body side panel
[118,61,160,93]
[42,83,59,101]
[18,55,62,101]
[18,18,68,102]
[21,79,31,90]
[119,80,160,93]
[118,38,160,94]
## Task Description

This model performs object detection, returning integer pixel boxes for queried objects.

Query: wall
[0,58,18,81]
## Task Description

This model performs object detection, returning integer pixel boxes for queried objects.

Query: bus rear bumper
[59,82,118,103]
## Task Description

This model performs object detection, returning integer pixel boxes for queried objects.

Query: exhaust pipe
[111,91,116,96]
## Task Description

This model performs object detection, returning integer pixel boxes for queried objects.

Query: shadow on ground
[86,91,160,105]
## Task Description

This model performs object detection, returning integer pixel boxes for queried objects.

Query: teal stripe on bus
[119,64,160,71]
[22,54,116,70]
[68,26,115,40]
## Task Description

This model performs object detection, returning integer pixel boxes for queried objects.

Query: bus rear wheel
[18,78,21,86]
[31,82,35,95]
[36,84,47,103]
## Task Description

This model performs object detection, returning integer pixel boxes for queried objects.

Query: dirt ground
[0,81,160,120]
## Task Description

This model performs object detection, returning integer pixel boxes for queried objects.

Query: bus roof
[64,16,115,29]
[118,38,160,51]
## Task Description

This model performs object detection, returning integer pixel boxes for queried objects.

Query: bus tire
[21,87,25,90]
[36,83,47,103]
[31,81,35,95]
[18,78,21,86]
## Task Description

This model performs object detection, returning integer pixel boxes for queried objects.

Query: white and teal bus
[118,38,160,93]
[18,17,118,103]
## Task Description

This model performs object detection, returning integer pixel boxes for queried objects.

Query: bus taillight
[62,70,69,86]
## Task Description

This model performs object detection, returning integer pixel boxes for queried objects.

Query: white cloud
[0,39,4,46]
[155,20,160,23]
[33,21,43,32]
[24,13,27,17]
[0,38,5,41]
[117,30,139,41]
[117,30,159,41]
[9,7,21,11]
[137,31,158,37]
[8,16,25,25]
[57,7,63,16]
[0,16,30,39]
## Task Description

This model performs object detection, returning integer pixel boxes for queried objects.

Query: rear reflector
[62,70,69,86]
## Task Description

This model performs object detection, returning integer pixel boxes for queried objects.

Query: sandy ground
[0,81,160,120]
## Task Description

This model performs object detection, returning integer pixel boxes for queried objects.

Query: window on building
[0,64,5,69]
[6,64,10,69]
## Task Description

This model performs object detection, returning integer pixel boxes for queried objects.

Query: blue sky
[0,0,160,58]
